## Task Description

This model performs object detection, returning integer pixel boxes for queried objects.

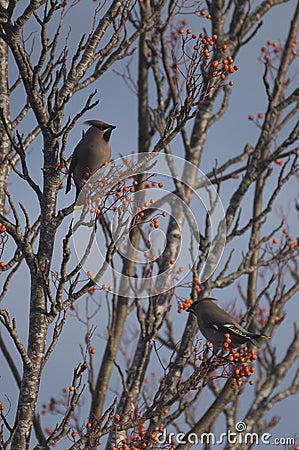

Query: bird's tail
[250,334,270,349]
[254,334,270,340]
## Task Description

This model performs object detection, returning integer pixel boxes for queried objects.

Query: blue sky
[1,1,299,448]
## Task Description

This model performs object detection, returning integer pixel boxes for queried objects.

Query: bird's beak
[186,299,201,315]
[187,303,195,314]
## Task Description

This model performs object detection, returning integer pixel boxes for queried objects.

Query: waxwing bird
[188,298,269,352]
[66,120,116,198]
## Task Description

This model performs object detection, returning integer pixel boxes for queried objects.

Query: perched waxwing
[66,120,116,198]
[188,298,269,352]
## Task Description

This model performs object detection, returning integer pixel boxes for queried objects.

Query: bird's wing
[224,323,269,340]
[208,322,236,332]
[223,323,249,338]
[204,320,243,336]
[65,154,78,194]
[201,305,236,330]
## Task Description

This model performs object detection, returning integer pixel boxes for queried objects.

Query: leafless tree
[0,1,298,449]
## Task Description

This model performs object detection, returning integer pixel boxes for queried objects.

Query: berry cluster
[220,338,257,389]
[261,38,298,62]
[111,420,175,450]
[272,228,299,252]
[192,336,258,390]
[176,277,201,313]
[177,298,193,313]
[86,174,165,226]
[174,19,238,89]
[193,276,201,292]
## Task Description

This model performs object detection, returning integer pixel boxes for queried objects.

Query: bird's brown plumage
[66,120,116,197]
[188,298,269,352]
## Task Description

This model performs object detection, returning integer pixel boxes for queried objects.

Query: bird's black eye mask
[103,128,114,142]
